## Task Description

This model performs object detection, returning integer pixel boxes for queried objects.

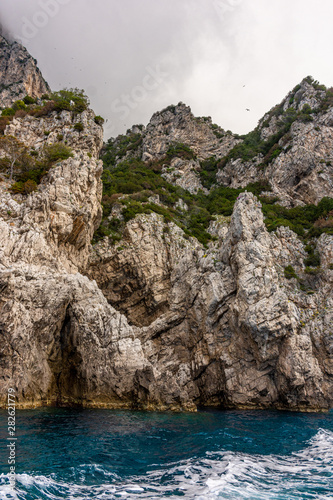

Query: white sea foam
[1,429,332,500]
[0,482,20,500]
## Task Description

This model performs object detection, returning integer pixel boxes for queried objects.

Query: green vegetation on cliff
[95,145,333,246]
[0,89,90,135]
[0,135,73,194]
[95,80,333,247]
[217,105,314,171]
[214,77,333,175]
[262,198,333,238]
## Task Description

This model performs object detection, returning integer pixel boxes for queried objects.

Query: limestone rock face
[0,154,103,273]
[0,268,146,408]
[217,118,333,206]
[0,35,50,107]
[109,80,333,206]
[161,157,207,194]
[1,153,332,410]
[0,104,117,407]
[1,107,103,272]
[259,79,326,140]
[108,103,240,194]
[218,195,332,409]
[5,108,103,158]
[85,194,333,411]
[141,103,240,162]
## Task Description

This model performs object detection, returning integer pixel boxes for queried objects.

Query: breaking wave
[1,429,332,500]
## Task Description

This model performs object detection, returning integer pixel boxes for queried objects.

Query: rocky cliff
[216,77,333,207]
[104,103,240,194]
[0,38,332,411]
[86,196,332,411]
[105,77,333,206]
[0,35,50,107]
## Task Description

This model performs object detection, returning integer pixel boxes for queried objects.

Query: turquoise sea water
[0,408,332,499]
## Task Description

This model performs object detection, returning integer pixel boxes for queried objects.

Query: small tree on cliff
[0,135,28,181]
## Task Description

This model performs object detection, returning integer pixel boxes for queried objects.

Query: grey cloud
[1,0,333,138]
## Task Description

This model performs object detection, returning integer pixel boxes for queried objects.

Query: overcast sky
[1,0,333,138]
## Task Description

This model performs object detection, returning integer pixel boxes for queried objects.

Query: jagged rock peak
[149,101,218,126]
[217,76,333,206]
[142,101,239,162]
[160,101,188,111]
[258,76,329,133]
[0,34,50,107]
[103,100,241,193]
[285,76,327,111]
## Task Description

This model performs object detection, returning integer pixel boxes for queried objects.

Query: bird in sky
[246,108,250,111]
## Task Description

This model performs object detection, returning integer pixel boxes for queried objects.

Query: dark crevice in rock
[47,305,84,407]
